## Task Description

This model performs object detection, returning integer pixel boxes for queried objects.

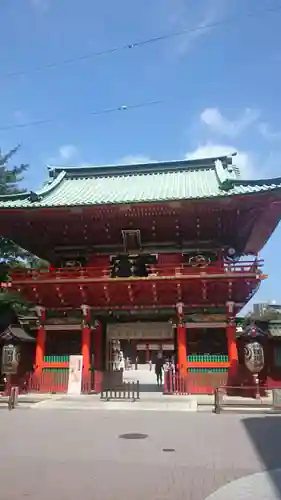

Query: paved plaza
[0,410,281,499]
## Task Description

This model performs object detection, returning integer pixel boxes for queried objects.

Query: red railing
[164,371,229,395]
[163,371,279,396]
[25,370,103,394]
[10,260,263,282]
[27,371,68,393]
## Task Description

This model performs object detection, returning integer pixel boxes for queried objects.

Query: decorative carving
[81,318,90,329]
[189,254,211,268]
[176,302,184,325]
[176,302,184,316]
[183,251,217,268]
[65,260,82,267]
[35,306,46,326]
[226,301,235,316]
[81,304,89,316]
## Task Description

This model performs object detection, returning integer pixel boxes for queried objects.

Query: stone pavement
[18,391,274,412]
[0,410,281,499]
[30,393,198,411]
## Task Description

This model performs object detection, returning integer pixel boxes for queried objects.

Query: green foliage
[0,145,29,266]
[0,146,39,313]
[0,145,28,195]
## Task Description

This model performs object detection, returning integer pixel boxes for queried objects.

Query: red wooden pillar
[177,324,187,374]
[226,301,238,385]
[176,302,187,375]
[227,323,238,381]
[35,306,46,374]
[81,305,91,375]
[94,321,102,370]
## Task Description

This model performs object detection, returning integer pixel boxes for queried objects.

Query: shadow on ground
[138,383,162,393]
[242,416,281,496]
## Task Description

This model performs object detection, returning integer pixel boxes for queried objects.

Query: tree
[0,146,46,312]
[0,145,28,195]
[0,145,29,263]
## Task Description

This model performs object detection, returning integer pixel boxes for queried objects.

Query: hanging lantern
[244,341,264,373]
[1,345,20,375]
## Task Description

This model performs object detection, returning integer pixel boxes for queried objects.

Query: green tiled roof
[268,321,281,337]
[0,155,281,208]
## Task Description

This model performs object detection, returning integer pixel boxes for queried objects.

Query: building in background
[252,302,281,317]
[0,155,281,393]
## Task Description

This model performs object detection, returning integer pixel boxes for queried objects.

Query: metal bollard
[8,386,18,411]
[214,388,221,414]
[131,382,135,402]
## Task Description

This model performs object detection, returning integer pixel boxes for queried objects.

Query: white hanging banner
[67,355,83,395]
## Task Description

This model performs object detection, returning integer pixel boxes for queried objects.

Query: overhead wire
[1,3,281,79]
[0,2,280,131]
[0,100,162,131]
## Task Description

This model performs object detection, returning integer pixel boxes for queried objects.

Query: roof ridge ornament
[28,191,41,203]
[215,159,228,184]
[215,154,240,190]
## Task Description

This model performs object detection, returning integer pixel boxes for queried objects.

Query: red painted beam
[43,362,69,368]
[244,200,281,254]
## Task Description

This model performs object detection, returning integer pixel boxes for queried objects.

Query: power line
[0,100,162,131]
[2,3,281,79]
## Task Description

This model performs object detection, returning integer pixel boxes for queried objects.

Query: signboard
[162,344,175,351]
[136,344,147,350]
[107,322,173,340]
[67,355,83,395]
[1,345,20,374]
[148,344,160,350]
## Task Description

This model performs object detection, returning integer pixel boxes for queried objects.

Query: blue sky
[0,0,281,310]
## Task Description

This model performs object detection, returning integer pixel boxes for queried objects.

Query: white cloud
[58,145,78,162]
[185,143,255,179]
[169,0,226,55]
[119,155,152,165]
[258,122,281,141]
[47,144,79,165]
[200,107,260,138]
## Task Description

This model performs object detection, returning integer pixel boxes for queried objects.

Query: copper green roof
[0,155,281,208]
[269,324,281,337]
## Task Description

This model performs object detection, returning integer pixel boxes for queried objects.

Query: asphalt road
[0,410,281,499]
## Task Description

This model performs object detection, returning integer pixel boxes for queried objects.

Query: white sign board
[107,322,173,340]
[67,355,83,395]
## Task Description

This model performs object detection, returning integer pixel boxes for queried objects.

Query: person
[155,352,164,387]
[125,357,129,370]
[119,351,125,372]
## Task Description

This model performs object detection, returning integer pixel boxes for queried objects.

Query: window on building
[110,254,157,278]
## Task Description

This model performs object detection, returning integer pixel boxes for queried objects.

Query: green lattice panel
[189,368,228,373]
[42,368,69,373]
[44,355,70,363]
[187,355,229,363]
